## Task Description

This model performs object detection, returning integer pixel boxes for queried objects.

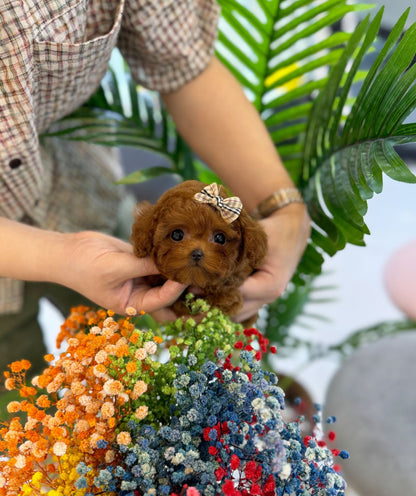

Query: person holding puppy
[0,0,310,373]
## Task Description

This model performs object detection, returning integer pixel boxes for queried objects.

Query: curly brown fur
[130,180,268,323]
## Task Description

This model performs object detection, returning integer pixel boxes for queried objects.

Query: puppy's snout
[191,249,204,262]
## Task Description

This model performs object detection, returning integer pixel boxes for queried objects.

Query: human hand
[236,203,311,323]
[60,231,187,319]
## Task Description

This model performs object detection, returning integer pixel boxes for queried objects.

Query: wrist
[250,188,305,220]
[27,229,73,285]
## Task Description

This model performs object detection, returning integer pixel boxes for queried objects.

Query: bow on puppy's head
[130,180,268,320]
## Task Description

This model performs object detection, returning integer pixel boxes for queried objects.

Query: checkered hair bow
[194,183,242,223]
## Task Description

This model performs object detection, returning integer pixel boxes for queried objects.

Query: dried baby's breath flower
[95,350,108,363]
[134,405,149,420]
[134,348,147,361]
[131,380,148,400]
[52,441,67,457]
[7,401,21,413]
[103,379,124,396]
[100,402,115,419]
[116,431,131,446]
[125,306,137,316]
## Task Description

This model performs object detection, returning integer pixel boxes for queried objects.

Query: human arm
[161,57,311,321]
[0,218,186,319]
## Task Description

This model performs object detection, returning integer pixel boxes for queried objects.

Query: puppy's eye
[171,229,184,241]
[214,232,226,245]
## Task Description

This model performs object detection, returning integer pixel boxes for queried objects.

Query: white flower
[144,341,157,355]
[305,447,316,461]
[95,350,108,363]
[252,397,265,409]
[279,463,291,480]
[52,441,67,457]
[172,452,185,465]
[14,455,26,469]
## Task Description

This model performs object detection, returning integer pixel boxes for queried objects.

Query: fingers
[236,268,287,324]
[239,268,282,302]
[127,279,187,316]
[114,253,161,280]
[150,307,181,322]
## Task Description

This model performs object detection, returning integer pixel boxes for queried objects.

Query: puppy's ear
[130,201,157,258]
[238,210,268,270]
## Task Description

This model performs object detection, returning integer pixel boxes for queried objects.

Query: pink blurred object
[384,239,416,321]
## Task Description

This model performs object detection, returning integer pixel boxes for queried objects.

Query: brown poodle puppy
[130,180,268,323]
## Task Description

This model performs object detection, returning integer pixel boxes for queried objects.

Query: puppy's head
[131,180,267,289]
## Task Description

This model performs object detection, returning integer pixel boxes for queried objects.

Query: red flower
[222,479,242,496]
[230,454,240,470]
[249,483,262,495]
[245,460,260,481]
[215,467,226,481]
[245,460,256,480]
[263,474,276,496]
[203,427,211,441]
[303,435,312,447]
[208,446,217,455]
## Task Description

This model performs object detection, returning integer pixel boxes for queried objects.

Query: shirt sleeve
[117,0,221,93]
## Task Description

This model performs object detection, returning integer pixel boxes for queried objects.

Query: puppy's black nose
[191,249,204,262]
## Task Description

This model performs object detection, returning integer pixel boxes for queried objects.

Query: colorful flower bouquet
[0,298,348,496]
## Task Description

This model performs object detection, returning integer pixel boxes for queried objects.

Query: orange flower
[153,336,163,344]
[116,431,131,446]
[51,426,67,438]
[131,380,148,400]
[126,362,137,373]
[20,360,31,370]
[36,395,51,409]
[103,379,123,396]
[44,354,55,363]
[10,361,23,373]
[134,405,148,420]
[6,401,21,413]
[4,377,16,390]
[37,374,52,389]
[93,364,107,378]
[100,402,115,420]
[115,344,129,358]
[94,350,107,364]
[20,386,37,398]
[71,381,86,395]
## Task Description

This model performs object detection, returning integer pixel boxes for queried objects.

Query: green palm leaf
[298,9,416,277]
[216,0,371,179]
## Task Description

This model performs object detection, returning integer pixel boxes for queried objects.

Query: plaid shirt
[0,0,220,313]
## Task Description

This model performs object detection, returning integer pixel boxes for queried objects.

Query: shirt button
[9,158,22,169]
